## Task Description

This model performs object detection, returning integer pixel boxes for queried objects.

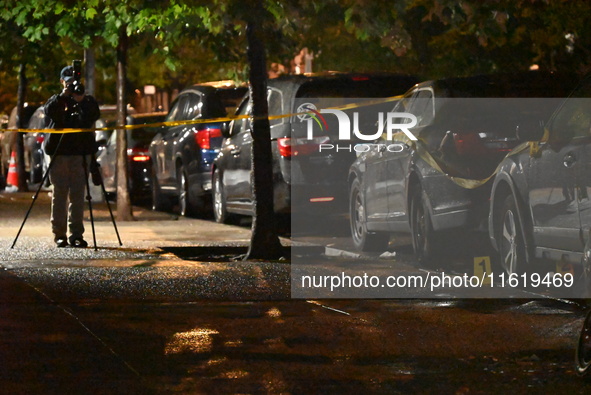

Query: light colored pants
[49,155,90,241]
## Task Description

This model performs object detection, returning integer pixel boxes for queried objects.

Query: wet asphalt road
[2,191,591,393]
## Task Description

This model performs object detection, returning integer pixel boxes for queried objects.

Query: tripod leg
[11,134,64,249]
[99,175,122,246]
[82,156,97,251]
[11,156,53,249]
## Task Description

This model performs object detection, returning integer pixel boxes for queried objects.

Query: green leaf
[86,8,97,20]
[164,57,176,71]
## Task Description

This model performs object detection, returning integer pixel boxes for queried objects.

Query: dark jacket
[44,93,100,156]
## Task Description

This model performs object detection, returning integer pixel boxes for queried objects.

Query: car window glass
[230,98,251,136]
[550,92,591,140]
[408,89,434,127]
[108,129,117,145]
[166,95,188,122]
[185,93,203,120]
[268,88,283,126]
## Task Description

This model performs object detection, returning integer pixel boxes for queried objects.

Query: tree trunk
[116,27,133,221]
[244,14,283,260]
[15,63,28,192]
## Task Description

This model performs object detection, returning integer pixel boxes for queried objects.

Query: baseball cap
[60,66,75,82]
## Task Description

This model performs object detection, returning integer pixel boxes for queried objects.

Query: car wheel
[212,168,235,224]
[349,178,389,251]
[151,167,169,212]
[177,166,197,217]
[496,195,526,275]
[576,309,591,376]
[410,188,439,267]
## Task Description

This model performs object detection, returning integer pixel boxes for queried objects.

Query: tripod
[82,155,122,250]
[10,134,122,250]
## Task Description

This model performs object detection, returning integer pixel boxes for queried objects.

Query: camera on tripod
[67,60,85,95]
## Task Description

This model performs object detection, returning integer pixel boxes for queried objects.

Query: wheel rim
[414,199,427,255]
[500,210,518,274]
[578,310,591,372]
[213,172,223,221]
[351,187,365,243]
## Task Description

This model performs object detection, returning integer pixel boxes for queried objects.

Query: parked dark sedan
[212,72,418,223]
[149,82,247,216]
[348,71,580,266]
[488,77,591,280]
[96,112,166,202]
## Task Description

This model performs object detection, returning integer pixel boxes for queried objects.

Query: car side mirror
[516,120,545,142]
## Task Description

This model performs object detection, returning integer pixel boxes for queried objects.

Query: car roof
[267,72,418,98]
[412,71,581,98]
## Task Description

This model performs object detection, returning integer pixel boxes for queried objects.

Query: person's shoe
[55,237,68,248]
[69,238,88,248]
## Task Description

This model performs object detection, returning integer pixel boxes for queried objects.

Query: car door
[563,82,591,249]
[156,94,190,189]
[528,89,591,252]
[178,92,204,177]
[222,99,253,208]
[386,88,433,227]
[362,93,415,227]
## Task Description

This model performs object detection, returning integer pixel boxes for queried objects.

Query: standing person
[44,65,100,247]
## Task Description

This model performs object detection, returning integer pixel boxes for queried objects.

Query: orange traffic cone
[6,151,19,188]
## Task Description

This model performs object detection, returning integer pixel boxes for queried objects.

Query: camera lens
[71,81,85,95]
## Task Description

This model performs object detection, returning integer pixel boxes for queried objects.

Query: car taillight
[127,148,150,162]
[36,135,45,144]
[278,138,292,157]
[277,136,331,157]
[452,133,489,156]
[453,132,514,156]
[195,127,222,150]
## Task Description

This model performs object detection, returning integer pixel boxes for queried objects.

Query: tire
[212,168,236,224]
[151,167,170,212]
[177,166,197,217]
[349,178,389,252]
[576,309,591,376]
[495,195,527,275]
[410,188,439,267]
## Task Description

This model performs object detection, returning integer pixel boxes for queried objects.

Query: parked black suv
[212,72,418,223]
[348,71,580,265]
[488,76,591,280]
[149,82,247,216]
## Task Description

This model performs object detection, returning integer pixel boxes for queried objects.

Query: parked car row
[212,72,418,223]
[96,112,166,202]
[344,70,591,284]
[348,71,580,265]
[149,82,248,216]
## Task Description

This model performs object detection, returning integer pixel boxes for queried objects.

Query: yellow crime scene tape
[0,94,539,191]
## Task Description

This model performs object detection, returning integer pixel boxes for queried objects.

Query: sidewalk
[0,192,291,393]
